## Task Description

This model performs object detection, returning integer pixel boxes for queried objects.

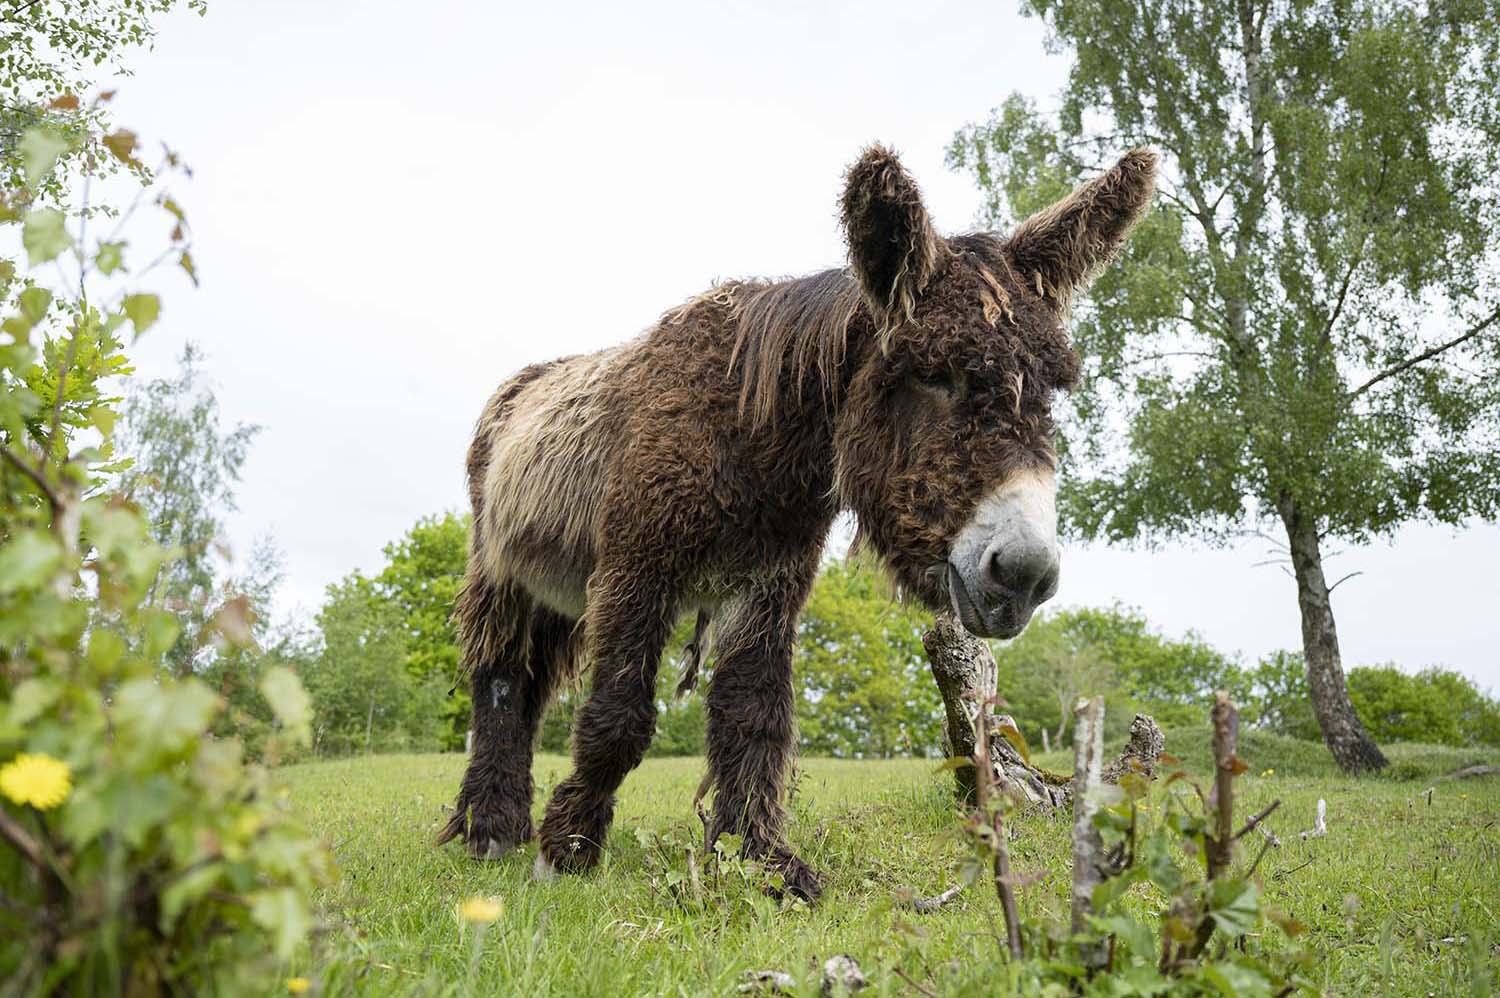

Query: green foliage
[1241,651,1322,742]
[794,559,944,757]
[116,342,261,675]
[955,704,1310,995]
[1349,666,1500,747]
[303,572,448,756]
[1,113,329,993]
[993,604,1247,746]
[1247,654,1500,748]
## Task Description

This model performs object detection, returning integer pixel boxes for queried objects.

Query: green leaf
[140,609,181,659]
[997,720,1032,764]
[160,862,224,930]
[95,241,126,276]
[18,286,52,325]
[1206,878,1262,938]
[250,887,313,960]
[121,293,161,336]
[88,405,116,437]
[260,666,312,745]
[114,677,220,755]
[0,529,64,594]
[22,209,71,266]
[6,677,62,727]
[19,128,69,187]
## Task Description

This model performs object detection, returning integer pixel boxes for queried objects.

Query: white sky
[105,0,1498,692]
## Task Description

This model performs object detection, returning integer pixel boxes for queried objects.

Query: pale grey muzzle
[945,469,1060,639]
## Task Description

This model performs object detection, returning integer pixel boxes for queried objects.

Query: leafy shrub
[0,111,330,994]
[1247,652,1500,748]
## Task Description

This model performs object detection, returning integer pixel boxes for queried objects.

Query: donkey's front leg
[536,576,672,877]
[705,569,821,902]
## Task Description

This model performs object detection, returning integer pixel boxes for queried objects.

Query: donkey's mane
[715,267,864,428]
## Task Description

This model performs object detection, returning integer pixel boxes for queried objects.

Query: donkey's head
[834,145,1155,638]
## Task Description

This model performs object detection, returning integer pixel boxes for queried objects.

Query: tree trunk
[1277,496,1387,773]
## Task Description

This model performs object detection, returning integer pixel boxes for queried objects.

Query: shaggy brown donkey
[439,145,1156,900]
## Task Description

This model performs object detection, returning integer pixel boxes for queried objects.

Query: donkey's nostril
[985,548,1005,586]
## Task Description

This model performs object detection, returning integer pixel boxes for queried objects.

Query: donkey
[439,145,1156,900]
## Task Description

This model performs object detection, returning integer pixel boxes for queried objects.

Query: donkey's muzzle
[945,544,1058,639]
[945,469,1061,639]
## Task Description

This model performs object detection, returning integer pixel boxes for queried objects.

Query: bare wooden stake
[1070,695,1107,972]
[1205,692,1239,881]
[1189,691,1241,959]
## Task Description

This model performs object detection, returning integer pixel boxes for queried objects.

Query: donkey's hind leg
[440,580,575,860]
[704,562,822,902]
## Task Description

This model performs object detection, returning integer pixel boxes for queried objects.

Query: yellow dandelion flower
[459,896,503,924]
[286,978,310,994]
[0,753,72,810]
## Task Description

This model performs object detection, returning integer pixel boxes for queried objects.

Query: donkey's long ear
[841,145,942,334]
[1006,148,1157,307]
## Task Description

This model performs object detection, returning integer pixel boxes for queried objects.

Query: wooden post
[1070,696,1107,971]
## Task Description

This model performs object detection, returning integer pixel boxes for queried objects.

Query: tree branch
[1348,305,1500,398]
[0,445,60,510]
[0,808,46,871]
[1326,570,1363,594]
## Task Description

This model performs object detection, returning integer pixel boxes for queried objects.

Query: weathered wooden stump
[922,611,1163,809]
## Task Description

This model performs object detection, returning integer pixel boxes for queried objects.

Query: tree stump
[923,612,1067,809]
[923,612,1164,809]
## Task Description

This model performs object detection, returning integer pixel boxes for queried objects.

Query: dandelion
[0,752,72,810]
[286,978,310,994]
[459,896,503,924]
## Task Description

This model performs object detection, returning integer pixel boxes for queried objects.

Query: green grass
[282,734,1499,996]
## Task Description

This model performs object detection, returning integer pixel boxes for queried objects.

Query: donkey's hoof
[770,852,823,904]
[468,836,520,862]
[532,853,559,883]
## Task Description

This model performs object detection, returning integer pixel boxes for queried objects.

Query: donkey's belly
[472,348,628,619]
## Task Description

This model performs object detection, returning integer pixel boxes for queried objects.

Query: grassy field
[283,732,1498,996]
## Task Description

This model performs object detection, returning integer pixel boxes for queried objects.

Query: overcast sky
[105,0,1498,692]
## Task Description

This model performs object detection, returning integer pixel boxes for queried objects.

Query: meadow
[284,732,1499,996]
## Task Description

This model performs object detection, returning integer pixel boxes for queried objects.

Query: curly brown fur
[1006,147,1158,308]
[443,144,1155,899]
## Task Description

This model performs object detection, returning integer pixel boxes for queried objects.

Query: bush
[1,113,330,994]
[1247,652,1500,748]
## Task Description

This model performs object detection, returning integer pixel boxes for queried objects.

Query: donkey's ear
[1005,148,1157,307]
[840,145,942,332]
